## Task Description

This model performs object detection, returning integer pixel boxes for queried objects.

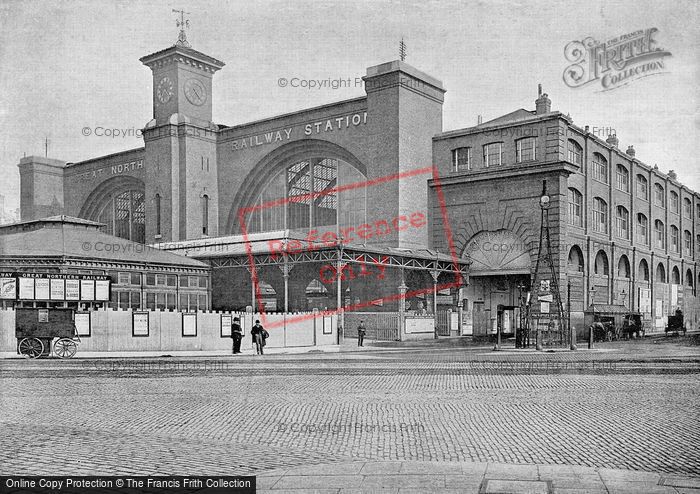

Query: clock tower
[139,28,225,242]
[140,40,224,125]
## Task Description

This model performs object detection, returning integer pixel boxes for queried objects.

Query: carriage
[665,309,687,336]
[15,307,80,359]
[584,304,645,342]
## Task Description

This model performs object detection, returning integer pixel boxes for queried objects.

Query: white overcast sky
[0,0,698,211]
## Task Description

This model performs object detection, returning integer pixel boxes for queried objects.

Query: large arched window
[97,190,145,243]
[654,220,665,249]
[637,213,648,245]
[615,206,629,239]
[592,153,608,183]
[568,188,583,227]
[568,245,584,273]
[671,266,681,285]
[617,255,631,278]
[615,164,629,192]
[638,259,649,282]
[656,263,666,283]
[246,158,365,234]
[567,139,582,165]
[592,198,608,233]
[594,250,609,276]
[684,230,693,255]
[687,269,694,288]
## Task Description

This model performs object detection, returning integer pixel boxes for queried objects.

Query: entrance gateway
[462,230,532,337]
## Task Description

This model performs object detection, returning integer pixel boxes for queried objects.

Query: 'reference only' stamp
[238,166,465,329]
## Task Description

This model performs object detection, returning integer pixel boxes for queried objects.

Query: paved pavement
[1,338,699,492]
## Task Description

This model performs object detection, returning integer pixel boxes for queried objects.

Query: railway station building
[15,33,700,338]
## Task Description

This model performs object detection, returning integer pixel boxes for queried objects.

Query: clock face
[184,78,207,106]
[156,77,174,104]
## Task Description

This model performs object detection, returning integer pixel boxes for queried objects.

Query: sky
[0,0,698,212]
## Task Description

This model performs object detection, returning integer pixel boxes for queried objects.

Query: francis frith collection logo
[563,28,672,91]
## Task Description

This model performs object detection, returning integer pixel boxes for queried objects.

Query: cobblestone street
[1,340,699,490]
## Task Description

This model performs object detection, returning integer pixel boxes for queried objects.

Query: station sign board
[0,272,110,301]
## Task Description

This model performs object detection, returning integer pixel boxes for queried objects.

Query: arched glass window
[246,158,365,234]
[654,220,665,249]
[592,153,608,183]
[656,263,666,283]
[592,197,608,233]
[683,198,692,219]
[567,139,582,165]
[636,175,649,200]
[568,188,583,227]
[670,225,679,253]
[617,255,631,278]
[615,164,629,192]
[97,190,145,243]
[638,259,649,282]
[594,250,609,275]
[686,269,694,288]
[669,191,679,213]
[654,183,665,207]
[615,206,629,239]
[637,213,648,245]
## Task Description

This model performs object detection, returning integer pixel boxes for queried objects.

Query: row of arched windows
[567,139,696,218]
[568,187,696,254]
[567,245,696,286]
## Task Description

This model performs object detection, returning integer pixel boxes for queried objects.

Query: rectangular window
[130,273,141,286]
[166,293,176,310]
[146,293,156,310]
[146,274,156,286]
[684,231,692,254]
[516,138,536,163]
[655,224,665,249]
[198,294,207,310]
[166,275,177,287]
[117,272,131,285]
[118,292,130,310]
[180,276,189,288]
[483,143,502,167]
[199,276,208,288]
[179,293,188,310]
[452,147,472,171]
[670,228,679,253]
[130,291,141,309]
[156,274,166,286]
[593,203,607,233]
[156,292,166,310]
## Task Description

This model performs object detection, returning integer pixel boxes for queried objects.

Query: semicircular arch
[226,139,368,234]
[462,230,532,275]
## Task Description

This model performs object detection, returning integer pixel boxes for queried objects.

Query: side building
[430,89,699,334]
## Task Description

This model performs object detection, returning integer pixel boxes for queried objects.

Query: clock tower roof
[140,44,225,74]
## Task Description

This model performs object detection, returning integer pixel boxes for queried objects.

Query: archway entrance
[462,230,532,337]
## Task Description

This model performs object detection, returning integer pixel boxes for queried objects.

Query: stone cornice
[140,45,224,74]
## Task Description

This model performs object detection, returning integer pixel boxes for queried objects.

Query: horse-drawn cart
[16,308,80,358]
[584,304,645,342]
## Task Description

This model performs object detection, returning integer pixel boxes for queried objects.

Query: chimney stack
[626,145,636,157]
[535,84,551,114]
[477,114,483,125]
[606,134,619,147]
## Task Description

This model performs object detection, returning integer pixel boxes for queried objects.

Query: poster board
[75,312,91,337]
[221,314,232,338]
[182,313,197,337]
[132,311,149,337]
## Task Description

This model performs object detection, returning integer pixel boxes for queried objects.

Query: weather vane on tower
[172,9,191,48]
[399,37,407,61]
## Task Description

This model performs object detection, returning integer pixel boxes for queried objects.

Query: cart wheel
[606,330,613,342]
[18,338,44,359]
[54,338,77,359]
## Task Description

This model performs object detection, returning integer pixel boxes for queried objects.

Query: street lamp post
[588,286,597,349]
[516,281,526,348]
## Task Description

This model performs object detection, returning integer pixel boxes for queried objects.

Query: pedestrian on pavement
[357,320,366,347]
[231,317,243,354]
[251,319,267,355]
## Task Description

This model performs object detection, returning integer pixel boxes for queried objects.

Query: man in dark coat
[231,317,243,354]
[357,320,366,347]
[251,319,266,355]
